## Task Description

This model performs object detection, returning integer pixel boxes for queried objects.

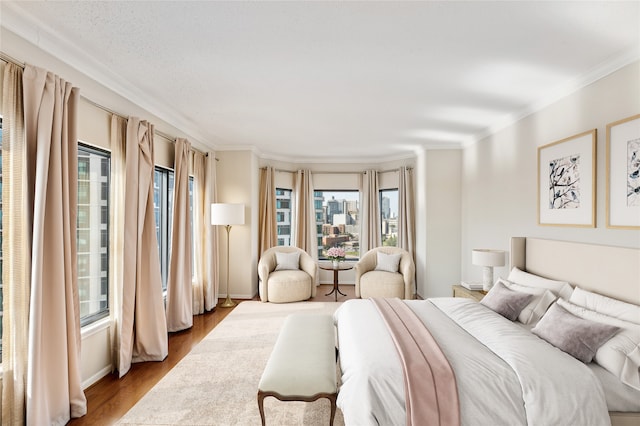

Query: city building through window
[380,189,399,247]
[77,143,110,326]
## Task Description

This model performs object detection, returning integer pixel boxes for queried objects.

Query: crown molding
[467,45,640,147]
[1,2,213,147]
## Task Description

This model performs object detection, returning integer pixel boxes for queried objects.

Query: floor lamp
[211,203,245,308]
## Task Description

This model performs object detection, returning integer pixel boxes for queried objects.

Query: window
[380,189,399,247]
[154,168,194,289]
[77,143,110,326]
[317,190,359,260]
[275,188,292,246]
[154,167,174,292]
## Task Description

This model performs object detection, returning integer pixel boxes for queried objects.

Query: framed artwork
[606,114,640,229]
[538,129,596,227]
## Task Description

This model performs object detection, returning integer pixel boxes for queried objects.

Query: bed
[334,237,640,426]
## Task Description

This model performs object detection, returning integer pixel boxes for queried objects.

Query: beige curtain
[192,151,218,313]
[23,65,86,424]
[119,117,168,377]
[398,166,415,256]
[109,115,127,373]
[192,151,205,314]
[1,63,29,426]
[398,166,416,296]
[258,166,277,257]
[204,153,219,310]
[360,170,381,253]
[166,138,193,332]
[293,170,317,257]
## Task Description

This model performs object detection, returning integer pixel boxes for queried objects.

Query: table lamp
[211,203,245,308]
[472,249,506,291]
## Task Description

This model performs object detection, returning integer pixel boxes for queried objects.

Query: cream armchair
[355,247,415,299]
[258,246,317,303]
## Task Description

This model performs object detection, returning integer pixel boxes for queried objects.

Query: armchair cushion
[374,252,402,273]
[359,271,406,299]
[275,251,300,271]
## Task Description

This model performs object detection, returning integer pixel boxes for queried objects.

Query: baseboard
[83,365,112,390]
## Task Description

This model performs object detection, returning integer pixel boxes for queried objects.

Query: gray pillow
[480,280,533,321]
[532,303,620,363]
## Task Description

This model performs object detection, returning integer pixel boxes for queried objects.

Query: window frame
[275,187,292,247]
[154,166,173,292]
[154,167,195,289]
[77,142,111,328]
[379,188,399,247]
[316,189,360,260]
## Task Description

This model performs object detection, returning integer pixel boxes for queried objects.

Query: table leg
[323,270,346,301]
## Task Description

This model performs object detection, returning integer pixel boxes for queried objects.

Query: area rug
[117,301,345,425]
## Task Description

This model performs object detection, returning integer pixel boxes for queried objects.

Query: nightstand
[452,285,486,302]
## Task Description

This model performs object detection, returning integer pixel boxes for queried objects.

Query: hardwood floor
[68,284,355,425]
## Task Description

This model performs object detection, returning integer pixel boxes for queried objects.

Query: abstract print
[549,154,580,209]
[628,138,640,206]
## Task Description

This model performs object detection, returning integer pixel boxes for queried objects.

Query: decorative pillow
[507,267,574,300]
[274,251,300,271]
[498,278,557,325]
[375,252,402,273]
[480,280,534,321]
[569,287,640,325]
[557,299,640,390]
[532,303,620,363]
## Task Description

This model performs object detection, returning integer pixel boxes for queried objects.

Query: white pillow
[375,252,402,273]
[569,287,640,325]
[507,267,573,300]
[499,279,557,325]
[557,299,640,391]
[274,251,300,271]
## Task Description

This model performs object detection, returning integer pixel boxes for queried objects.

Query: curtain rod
[1,51,211,158]
[263,167,411,174]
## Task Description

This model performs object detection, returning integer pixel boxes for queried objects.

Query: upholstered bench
[257,313,337,426]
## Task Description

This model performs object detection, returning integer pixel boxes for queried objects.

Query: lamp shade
[472,249,506,267]
[211,203,245,226]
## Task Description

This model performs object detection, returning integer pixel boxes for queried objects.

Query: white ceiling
[2,1,639,162]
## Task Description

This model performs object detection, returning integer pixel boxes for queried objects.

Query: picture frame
[538,129,596,227]
[606,114,640,229]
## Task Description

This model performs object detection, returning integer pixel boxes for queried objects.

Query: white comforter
[334,298,611,426]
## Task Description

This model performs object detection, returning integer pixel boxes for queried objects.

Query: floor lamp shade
[211,203,245,308]
[211,203,245,226]
[472,249,506,291]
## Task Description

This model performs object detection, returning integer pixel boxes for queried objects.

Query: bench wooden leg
[328,393,337,426]
[257,391,267,426]
[257,391,337,426]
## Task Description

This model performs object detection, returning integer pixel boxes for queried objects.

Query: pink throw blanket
[371,298,460,426]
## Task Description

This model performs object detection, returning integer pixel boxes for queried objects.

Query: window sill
[81,316,111,339]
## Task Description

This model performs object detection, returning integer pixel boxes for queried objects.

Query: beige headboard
[510,237,640,305]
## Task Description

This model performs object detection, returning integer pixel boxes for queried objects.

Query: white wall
[216,150,259,299]
[423,150,462,297]
[461,61,640,285]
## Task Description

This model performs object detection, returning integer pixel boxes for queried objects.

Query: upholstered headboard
[510,237,640,305]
